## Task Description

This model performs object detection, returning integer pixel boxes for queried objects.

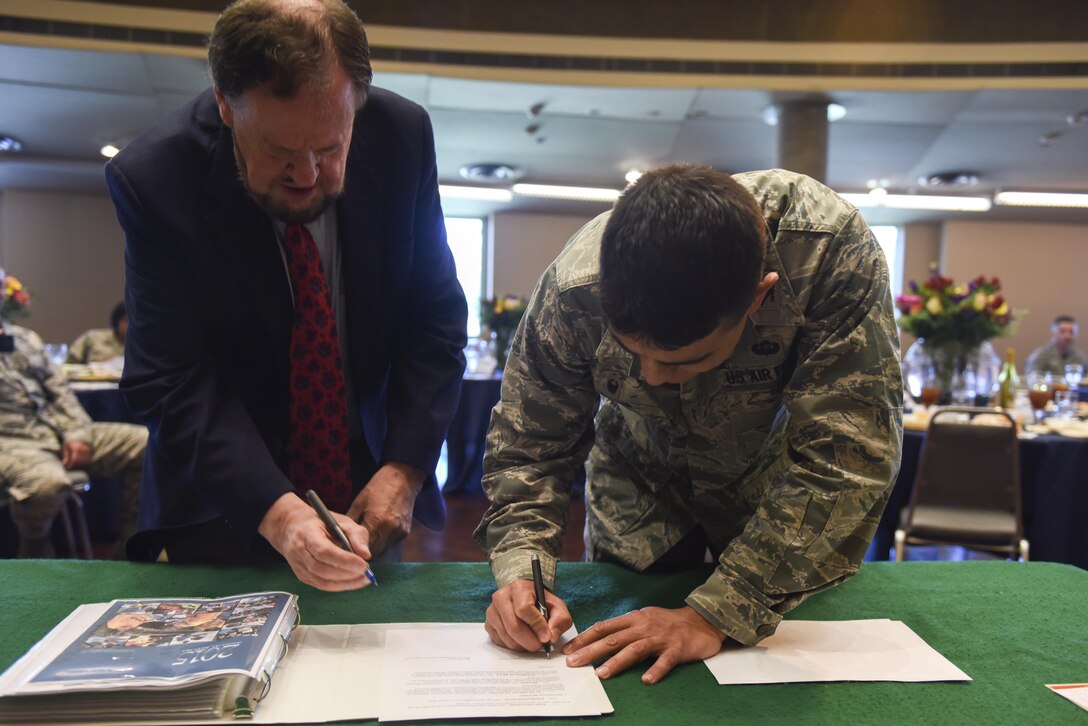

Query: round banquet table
[442,375,503,496]
[869,427,1088,569]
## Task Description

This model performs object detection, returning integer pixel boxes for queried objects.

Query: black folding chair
[894,407,1029,561]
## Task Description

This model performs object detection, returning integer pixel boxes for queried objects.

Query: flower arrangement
[480,294,529,369]
[895,271,1015,348]
[896,269,1021,403]
[0,272,31,322]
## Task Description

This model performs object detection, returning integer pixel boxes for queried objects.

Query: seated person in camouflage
[67,302,127,364]
[0,321,146,557]
[475,165,903,685]
[1025,314,1087,377]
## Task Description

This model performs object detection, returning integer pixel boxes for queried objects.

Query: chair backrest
[907,407,1022,528]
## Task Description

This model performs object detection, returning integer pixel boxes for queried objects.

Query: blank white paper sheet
[704,619,971,685]
[1047,683,1088,713]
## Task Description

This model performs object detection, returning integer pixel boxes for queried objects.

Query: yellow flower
[972,291,987,311]
[993,302,1008,316]
[925,296,943,315]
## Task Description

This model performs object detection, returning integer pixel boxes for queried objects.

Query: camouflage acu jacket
[1024,340,1087,377]
[0,324,92,449]
[476,169,904,646]
[67,328,124,364]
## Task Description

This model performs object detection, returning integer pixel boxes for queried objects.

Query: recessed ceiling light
[624,169,642,184]
[0,135,23,153]
[100,144,120,158]
[918,171,979,188]
[459,163,520,182]
[1039,131,1063,146]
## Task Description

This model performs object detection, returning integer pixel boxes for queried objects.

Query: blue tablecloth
[442,375,502,496]
[870,428,1088,569]
[72,383,137,425]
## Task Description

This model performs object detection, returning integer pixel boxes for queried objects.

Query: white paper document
[254,623,383,723]
[379,625,612,722]
[255,623,611,724]
[1047,683,1088,713]
[704,619,971,685]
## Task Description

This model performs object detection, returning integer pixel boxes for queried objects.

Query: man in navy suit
[105,0,467,590]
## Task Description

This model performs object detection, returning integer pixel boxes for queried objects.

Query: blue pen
[305,489,378,586]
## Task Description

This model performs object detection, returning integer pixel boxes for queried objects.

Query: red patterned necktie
[283,223,352,512]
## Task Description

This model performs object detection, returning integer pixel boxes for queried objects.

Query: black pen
[530,553,552,657]
[304,489,378,586]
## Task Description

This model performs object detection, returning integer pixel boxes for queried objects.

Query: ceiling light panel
[439,185,513,202]
[513,183,621,202]
[840,192,991,212]
[994,191,1088,208]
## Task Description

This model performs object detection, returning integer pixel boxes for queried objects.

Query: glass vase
[905,339,999,407]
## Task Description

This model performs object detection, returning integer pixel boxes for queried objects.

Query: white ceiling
[2,42,1088,224]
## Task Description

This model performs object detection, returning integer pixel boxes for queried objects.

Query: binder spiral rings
[234,601,300,720]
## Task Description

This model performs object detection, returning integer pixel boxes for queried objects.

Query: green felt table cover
[0,560,1085,725]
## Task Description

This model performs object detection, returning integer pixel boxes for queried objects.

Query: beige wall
[0,189,125,345]
[3,189,1086,376]
[940,220,1088,367]
[489,211,598,298]
[897,222,942,351]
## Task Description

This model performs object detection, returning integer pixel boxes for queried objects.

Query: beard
[233,142,343,224]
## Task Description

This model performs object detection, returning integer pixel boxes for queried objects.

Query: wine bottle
[997,347,1019,409]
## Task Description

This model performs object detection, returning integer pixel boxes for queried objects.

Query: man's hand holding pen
[485,554,726,685]
[257,492,376,592]
[485,575,573,656]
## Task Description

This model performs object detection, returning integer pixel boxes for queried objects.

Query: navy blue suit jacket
[105,87,467,560]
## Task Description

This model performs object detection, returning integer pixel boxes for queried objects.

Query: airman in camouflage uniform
[67,328,125,364]
[1025,315,1086,377]
[475,167,902,681]
[68,302,127,364]
[0,323,146,557]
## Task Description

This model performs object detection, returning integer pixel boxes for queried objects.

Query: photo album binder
[0,591,299,723]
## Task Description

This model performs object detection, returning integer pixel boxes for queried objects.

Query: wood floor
[74,492,584,562]
[402,493,586,562]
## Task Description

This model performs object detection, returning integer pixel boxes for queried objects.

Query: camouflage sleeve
[686,210,903,646]
[474,265,599,590]
[38,352,93,444]
[66,332,91,364]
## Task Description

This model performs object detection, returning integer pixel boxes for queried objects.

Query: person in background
[1025,315,1087,376]
[476,165,902,685]
[104,0,466,589]
[67,302,127,364]
[0,312,146,557]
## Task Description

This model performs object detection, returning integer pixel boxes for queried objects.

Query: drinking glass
[1027,371,1052,424]
[43,343,68,367]
[915,364,941,412]
[1063,364,1083,417]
